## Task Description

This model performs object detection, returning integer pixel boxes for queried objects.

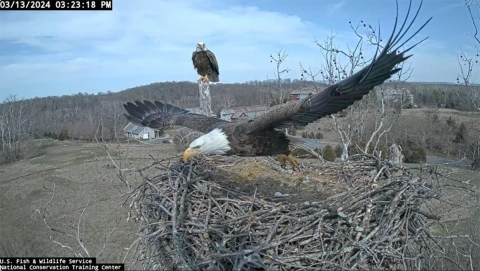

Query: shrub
[403,147,427,164]
[454,122,468,143]
[57,130,70,141]
[322,145,336,162]
[301,131,313,138]
[301,131,324,139]
[446,116,456,128]
[43,131,57,139]
[472,157,480,170]
[334,145,343,158]
[465,140,480,171]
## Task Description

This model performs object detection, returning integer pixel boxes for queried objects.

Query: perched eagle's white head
[196,42,206,51]
[183,128,231,162]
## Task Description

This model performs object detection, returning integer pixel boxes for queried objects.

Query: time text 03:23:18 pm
[0,0,112,10]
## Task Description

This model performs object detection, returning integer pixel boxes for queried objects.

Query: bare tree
[457,0,480,169]
[269,49,291,106]
[457,49,480,111]
[361,63,414,155]
[457,0,480,111]
[302,18,410,161]
[465,0,480,44]
[0,95,37,163]
[108,101,127,142]
[220,94,236,109]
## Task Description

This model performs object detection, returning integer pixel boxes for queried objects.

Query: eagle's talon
[277,154,287,169]
[287,154,300,171]
[197,76,205,83]
[277,154,299,171]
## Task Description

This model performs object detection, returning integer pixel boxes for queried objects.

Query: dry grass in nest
[124,154,441,270]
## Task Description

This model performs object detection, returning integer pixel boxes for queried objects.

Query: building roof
[290,86,326,95]
[291,90,315,95]
[123,122,160,134]
[231,112,248,119]
[185,107,203,114]
[221,105,269,115]
[123,122,145,135]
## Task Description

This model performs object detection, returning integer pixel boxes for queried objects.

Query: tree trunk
[341,140,350,161]
[199,83,214,117]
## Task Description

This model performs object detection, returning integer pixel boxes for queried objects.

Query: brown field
[0,139,180,263]
[0,107,479,267]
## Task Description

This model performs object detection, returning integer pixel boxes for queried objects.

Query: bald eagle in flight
[192,42,220,84]
[124,0,431,170]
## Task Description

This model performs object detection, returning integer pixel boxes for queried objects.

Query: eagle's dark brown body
[218,124,290,156]
[192,49,219,82]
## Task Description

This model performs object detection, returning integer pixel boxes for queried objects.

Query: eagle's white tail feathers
[285,134,319,150]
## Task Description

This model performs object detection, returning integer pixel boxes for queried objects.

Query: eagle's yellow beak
[183,147,199,162]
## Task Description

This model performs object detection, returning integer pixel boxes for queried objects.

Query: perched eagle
[124,1,431,170]
[192,42,220,84]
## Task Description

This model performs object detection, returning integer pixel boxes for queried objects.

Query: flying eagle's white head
[196,42,206,51]
[183,128,231,162]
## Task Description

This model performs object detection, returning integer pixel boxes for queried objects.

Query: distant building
[123,122,160,140]
[220,105,269,122]
[185,107,215,116]
[382,87,415,108]
[185,107,203,114]
[290,86,326,101]
[383,88,403,101]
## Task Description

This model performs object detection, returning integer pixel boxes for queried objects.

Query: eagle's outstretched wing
[240,0,432,134]
[206,50,219,76]
[123,100,227,134]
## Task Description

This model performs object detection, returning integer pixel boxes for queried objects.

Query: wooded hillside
[0,80,479,165]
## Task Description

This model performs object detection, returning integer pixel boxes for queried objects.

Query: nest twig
[125,156,442,270]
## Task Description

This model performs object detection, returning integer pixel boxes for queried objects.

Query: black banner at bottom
[0,258,124,271]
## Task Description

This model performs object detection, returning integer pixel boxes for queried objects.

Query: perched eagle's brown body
[124,1,431,166]
[192,42,219,83]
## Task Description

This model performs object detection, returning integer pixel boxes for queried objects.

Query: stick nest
[126,155,440,270]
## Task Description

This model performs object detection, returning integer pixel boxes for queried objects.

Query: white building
[123,122,159,139]
[220,105,269,122]
[382,87,416,108]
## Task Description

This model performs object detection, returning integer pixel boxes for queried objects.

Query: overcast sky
[0,0,477,101]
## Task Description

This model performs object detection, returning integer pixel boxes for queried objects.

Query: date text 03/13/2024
[0,0,112,10]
